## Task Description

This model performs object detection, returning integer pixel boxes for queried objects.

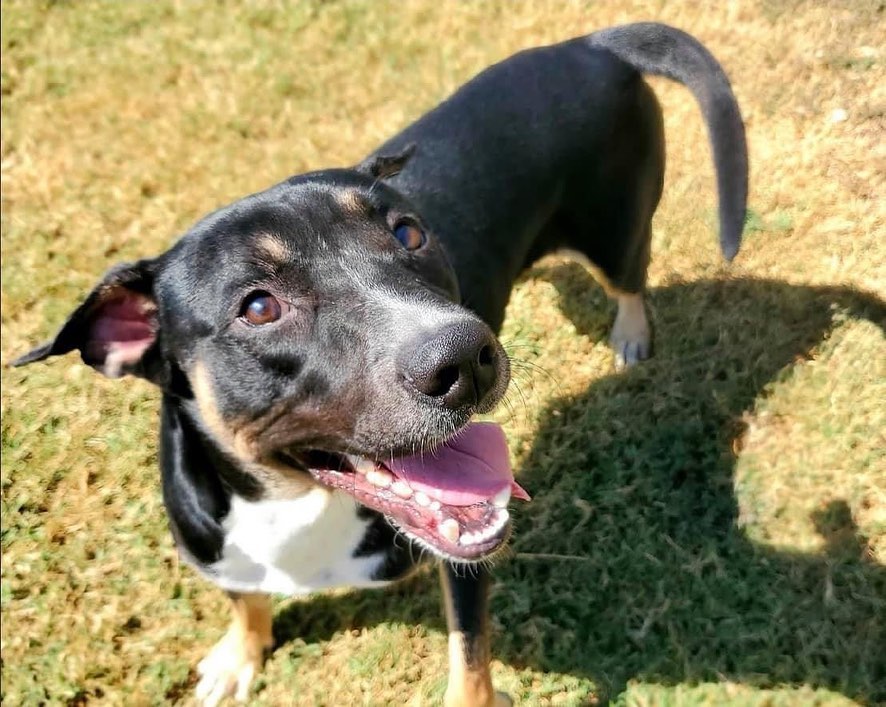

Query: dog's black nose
[402,321,500,409]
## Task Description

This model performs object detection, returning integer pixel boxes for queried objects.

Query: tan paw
[194,628,265,706]
[611,292,651,370]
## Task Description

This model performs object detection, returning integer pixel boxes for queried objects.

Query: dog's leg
[559,249,652,370]
[440,564,511,707]
[195,591,273,706]
[610,291,651,370]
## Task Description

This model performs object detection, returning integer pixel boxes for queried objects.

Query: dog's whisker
[503,378,531,417]
[507,356,558,384]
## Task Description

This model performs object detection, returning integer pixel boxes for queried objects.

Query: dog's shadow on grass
[274,270,886,704]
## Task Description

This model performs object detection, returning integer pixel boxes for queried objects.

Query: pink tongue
[386,422,531,507]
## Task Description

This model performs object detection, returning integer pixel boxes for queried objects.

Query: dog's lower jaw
[195,593,273,706]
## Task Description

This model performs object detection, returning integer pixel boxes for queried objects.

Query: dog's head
[15,149,526,560]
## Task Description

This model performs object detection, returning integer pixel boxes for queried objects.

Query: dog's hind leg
[195,592,273,706]
[440,565,511,707]
[556,78,663,369]
[560,240,653,371]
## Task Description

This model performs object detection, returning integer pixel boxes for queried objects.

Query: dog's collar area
[273,422,529,560]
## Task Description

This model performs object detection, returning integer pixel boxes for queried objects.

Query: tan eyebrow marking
[254,233,290,262]
[334,189,367,214]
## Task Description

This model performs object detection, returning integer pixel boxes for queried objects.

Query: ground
[1,1,884,705]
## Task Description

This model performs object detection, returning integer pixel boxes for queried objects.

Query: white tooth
[353,459,375,475]
[391,480,413,498]
[429,501,442,512]
[414,491,431,507]
[366,468,392,488]
[464,510,510,546]
[492,509,510,531]
[438,518,460,544]
[492,487,511,508]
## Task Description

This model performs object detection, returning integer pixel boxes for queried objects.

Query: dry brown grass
[2,1,884,705]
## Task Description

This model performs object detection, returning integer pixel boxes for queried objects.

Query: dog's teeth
[391,480,413,498]
[492,486,511,508]
[414,491,431,507]
[492,508,510,532]
[462,528,488,545]
[366,468,392,488]
[438,518,460,544]
[459,510,510,546]
[353,459,375,476]
[429,501,442,512]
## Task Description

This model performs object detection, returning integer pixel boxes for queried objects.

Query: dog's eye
[392,220,425,250]
[240,291,284,326]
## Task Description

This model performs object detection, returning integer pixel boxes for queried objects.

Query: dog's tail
[588,23,748,260]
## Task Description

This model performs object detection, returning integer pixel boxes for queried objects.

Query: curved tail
[589,23,748,260]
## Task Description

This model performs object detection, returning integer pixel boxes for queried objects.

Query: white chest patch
[200,488,389,596]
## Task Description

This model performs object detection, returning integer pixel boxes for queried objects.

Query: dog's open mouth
[278,422,529,560]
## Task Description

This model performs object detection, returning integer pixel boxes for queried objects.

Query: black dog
[15,23,747,707]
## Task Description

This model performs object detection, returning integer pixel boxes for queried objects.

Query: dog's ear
[12,258,164,382]
[357,143,416,179]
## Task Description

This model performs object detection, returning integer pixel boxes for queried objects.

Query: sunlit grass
[2,1,883,705]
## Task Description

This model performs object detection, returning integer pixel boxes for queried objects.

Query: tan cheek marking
[190,361,317,498]
[191,361,257,460]
[255,233,290,263]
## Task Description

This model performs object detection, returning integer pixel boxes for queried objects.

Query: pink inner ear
[84,293,157,376]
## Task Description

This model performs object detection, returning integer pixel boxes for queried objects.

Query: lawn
[1,1,884,705]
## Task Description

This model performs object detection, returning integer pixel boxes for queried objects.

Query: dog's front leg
[195,591,273,706]
[440,564,511,707]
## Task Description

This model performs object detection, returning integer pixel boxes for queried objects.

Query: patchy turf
[2,1,884,705]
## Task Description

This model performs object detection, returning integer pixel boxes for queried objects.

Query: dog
[14,22,747,707]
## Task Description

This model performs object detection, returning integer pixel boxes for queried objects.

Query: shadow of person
[272,269,885,704]
[496,266,885,703]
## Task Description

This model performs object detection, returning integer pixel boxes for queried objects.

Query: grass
[1,0,884,705]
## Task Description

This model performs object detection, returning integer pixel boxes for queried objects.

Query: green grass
[2,1,884,705]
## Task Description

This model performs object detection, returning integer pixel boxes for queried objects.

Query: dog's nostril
[400,320,500,408]
[477,344,495,367]
[428,364,460,398]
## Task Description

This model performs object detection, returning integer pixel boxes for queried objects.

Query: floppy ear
[12,258,163,381]
[357,143,416,179]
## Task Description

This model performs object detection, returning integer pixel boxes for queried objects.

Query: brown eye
[240,291,283,325]
[393,220,425,250]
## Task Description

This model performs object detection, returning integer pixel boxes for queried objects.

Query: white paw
[611,293,651,370]
[612,338,651,370]
[195,629,264,706]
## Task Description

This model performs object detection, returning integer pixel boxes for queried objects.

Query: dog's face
[161,169,510,456]
[17,162,522,560]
